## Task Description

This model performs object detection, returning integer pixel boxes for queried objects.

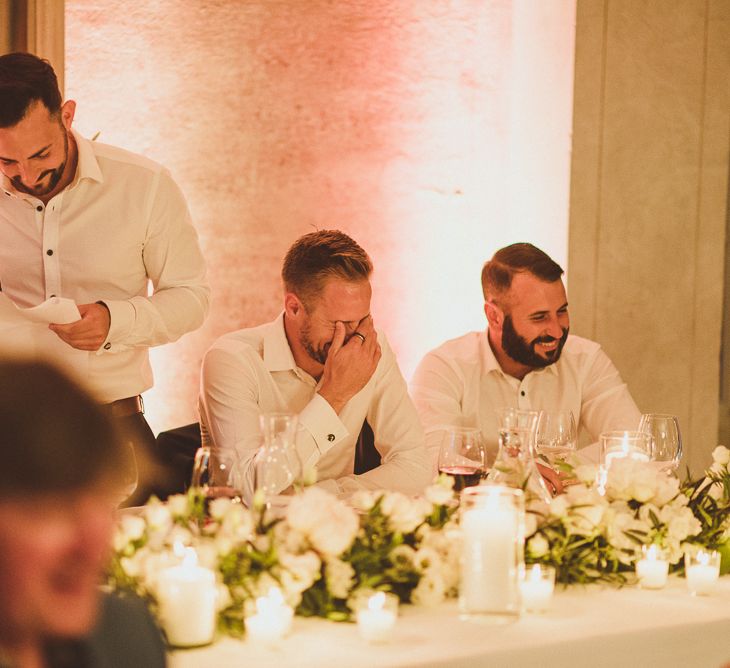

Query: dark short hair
[282,230,373,306]
[481,243,564,301]
[0,52,62,128]
[0,360,122,497]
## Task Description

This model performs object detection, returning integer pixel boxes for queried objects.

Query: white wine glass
[535,410,577,465]
[638,413,682,474]
[437,427,486,492]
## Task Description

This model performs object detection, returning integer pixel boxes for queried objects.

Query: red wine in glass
[439,465,483,492]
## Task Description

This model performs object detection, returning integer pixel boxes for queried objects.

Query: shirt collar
[482,328,559,378]
[70,129,104,186]
[262,312,298,372]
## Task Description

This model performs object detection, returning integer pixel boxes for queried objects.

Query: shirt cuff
[95,299,135,354]
[298,393,349,456]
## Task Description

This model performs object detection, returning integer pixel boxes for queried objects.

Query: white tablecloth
[170,577,730,668]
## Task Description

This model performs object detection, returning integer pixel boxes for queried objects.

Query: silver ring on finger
[353,332,366,343]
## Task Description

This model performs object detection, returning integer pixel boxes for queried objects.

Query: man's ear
[59,100,76,131]
[284,292,303,318]
[484,300,503,329]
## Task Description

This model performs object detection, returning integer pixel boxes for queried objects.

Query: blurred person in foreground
[0,360,166,668]
[200,230,432,502]
[411,243,641,475]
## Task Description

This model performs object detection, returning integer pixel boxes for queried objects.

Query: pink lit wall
[65,1,576,434]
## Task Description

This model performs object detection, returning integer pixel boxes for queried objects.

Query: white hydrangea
[285,487,359,557]
[166,494,189,517]
[411,569,446,607]
[380,492,431,534]
[325,557,355,599]
[350,489,379,513]
[424,476,455,506]
[712,445,730,466]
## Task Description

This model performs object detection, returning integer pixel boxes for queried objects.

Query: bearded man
[411,243,640,469]
[200,230,431,501]
[0,53,209,503]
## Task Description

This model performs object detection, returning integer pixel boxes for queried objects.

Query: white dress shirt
[0,131,210,402]
[199,313,432,500]
[410,329,641,465]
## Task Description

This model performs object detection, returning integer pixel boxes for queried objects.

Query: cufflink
[327,434,335,442]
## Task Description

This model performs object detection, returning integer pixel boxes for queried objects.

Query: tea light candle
[356,592,397,643]
[246,587,294,645]
[157,547,217,647]
[636,545,669,589]
[685,550,720,596]
[520,564,555,612]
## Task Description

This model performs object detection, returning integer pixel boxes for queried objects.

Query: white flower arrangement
[109,448,730,638]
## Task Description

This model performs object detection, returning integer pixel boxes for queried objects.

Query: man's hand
[318,316,381,414]
[49,302,111,351]
[537,462,564,496]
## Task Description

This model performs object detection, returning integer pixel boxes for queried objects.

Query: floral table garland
[110,446,730,638]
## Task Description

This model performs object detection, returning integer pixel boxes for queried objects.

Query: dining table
[170,575,730,668]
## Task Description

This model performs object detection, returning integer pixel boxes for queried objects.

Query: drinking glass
[638,413,682,473]
[535,410,577,465]
[116,441,138,507]
[437,427,487,492]
[191,446,240,500]
[599,430,653,471]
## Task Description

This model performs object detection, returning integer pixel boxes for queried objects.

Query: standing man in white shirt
[0,53,210,503]
[411,242,641,468]
[200,230,431,501]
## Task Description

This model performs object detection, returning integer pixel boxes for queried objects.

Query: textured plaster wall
[569,0,730,473]
[65,1,576,433]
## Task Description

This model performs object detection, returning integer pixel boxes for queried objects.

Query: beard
[11,131,68,198]
[501,314,568,369]
[299,319,330,365]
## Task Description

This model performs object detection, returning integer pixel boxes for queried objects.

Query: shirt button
[520,390,526,397]
[50,294,56,298]
[327,434,335,442]
[46,249,53,256]
[103,342,111,350]
[36,205,43,212]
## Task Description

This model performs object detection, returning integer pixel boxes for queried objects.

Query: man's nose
[545,317,564,339]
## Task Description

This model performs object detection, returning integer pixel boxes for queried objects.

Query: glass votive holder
[520,564,556,613]
[246,587,294,646]
[600,431,653,469]
[635,544,669,589]
[684,549,720,596]
[355,591,398,643]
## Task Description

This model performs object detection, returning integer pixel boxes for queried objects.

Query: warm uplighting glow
[65,1,576,432]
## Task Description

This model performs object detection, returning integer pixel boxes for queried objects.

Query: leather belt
[103,395,144,418]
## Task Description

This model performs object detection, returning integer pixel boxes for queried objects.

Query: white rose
[350,490,379,513]
[411,570,446,607]
[653,475,680,506]
[209,497,233,521]
[286,487,359,556]
[120,514,146,542]
[381,493,430,534]
[389,544,417,568]
[325,558,355,599]
[143,500,172,529]
[413,546,442,573]
[167,494,189,517]
[526,534,549,558]
[575,464,598,485]
[216,582,232,611]
[549,495,569,518]
[524,512,538,538]
[424,479,455,506]
[712,445,730,466]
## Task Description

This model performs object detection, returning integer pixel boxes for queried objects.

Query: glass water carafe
[252,412,301,504]
[487,418,552,503]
